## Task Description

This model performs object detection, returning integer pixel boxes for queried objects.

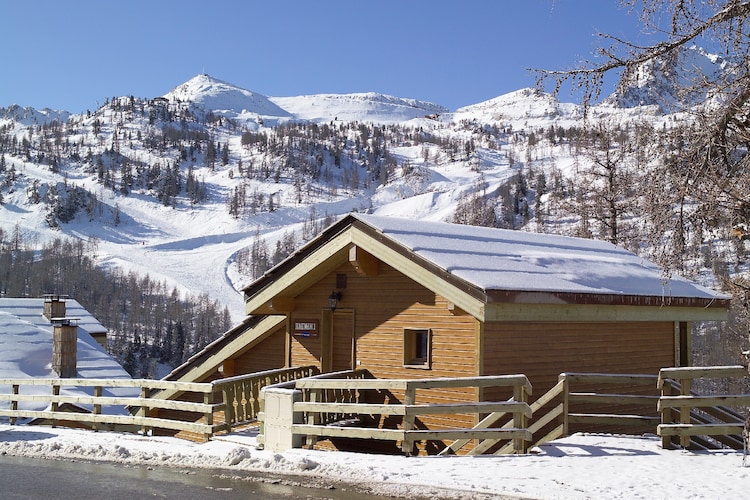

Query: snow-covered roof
[352,214,726,302]
[0,298,132,388]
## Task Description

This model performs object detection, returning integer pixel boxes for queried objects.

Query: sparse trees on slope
[537,1,750,237]
[537,0,750,366]
[565,122,644,248]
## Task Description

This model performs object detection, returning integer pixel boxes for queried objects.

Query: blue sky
[1,1,647,113]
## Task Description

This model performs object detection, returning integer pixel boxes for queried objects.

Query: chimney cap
[43,294,70,301]
[51,317,80,326]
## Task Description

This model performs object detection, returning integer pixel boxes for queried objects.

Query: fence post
[659,379,674,449]
[513,380,529,454]
[92,386,102,432]
[401,384,416,455]
[51,384,60,428]
[139,385,150,435]
[204,391,213,442]
[679,377,692,449]
[220,382,234,434]
[10,384,19,425]
[305,388,320,449]
[561,374,570,437]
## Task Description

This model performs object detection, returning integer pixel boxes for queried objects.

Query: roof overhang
[483,290,729,322]
[243,214,729,323]
[484,301,728,322]
[244,220,488,319]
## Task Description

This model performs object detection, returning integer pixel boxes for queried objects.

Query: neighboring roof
[0,298,135,411]
[0,297,108,338]
[244,214,729,320]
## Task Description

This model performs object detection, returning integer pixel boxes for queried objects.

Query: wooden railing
[292,373,533,455]
[561,372,661,435]
[215,365,319,429]
[457,372,661,455]
[657,365,750,449]
[0,366,321,441]
[0,377,222,440]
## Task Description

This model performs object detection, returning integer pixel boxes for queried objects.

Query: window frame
[403,328,432,369]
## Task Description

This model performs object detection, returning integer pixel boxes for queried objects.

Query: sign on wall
[293,320,319,337]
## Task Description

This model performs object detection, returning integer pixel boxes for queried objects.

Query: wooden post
[221,383,234,434]
[660,381,672,449]
[561,374,570,437]
[139,386,149,435]
[92,386,102,432]
[679,377,692,449]
[257,390,266,448]
[306,389,320,449]
[513,382,529,454]
[10,384,18,425]
[401,384,416,455]
[204,391,213,442]
[51,384,60,428]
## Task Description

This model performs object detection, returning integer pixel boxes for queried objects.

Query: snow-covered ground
[0,424,746,499]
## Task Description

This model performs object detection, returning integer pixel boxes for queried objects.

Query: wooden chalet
[163,214,729,448]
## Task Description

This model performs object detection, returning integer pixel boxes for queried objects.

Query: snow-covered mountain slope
[0,48,729,324]
[164,74,292,119]
[161,74,448,126]
[270,92,448,124]
[605,45,733,111]
[453,87,583,128]
[0,104,70,126]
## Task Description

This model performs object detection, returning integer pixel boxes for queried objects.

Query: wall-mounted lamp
[328,290,342,311]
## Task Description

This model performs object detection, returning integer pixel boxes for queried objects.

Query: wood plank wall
[289,262,480,431]
[232,325,287,375]
[482,321,676,400]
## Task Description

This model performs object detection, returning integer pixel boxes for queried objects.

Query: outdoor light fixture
[328,290,342,311]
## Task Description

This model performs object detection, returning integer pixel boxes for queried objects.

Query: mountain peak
[164,74,290,118]
[605,45,732,111]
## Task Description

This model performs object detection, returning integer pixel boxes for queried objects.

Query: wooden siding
[289,261,480,432]
[231,325,287,376]
[482,321,676,400]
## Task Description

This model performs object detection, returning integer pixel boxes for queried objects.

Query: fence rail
[0,377,220,439]
[291,373,533,455]
[0,366,320,440]
[657,365,750,449]
[560,372,661,435]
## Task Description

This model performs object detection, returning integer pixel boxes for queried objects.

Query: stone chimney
[52,318,78,378]
[43,294,68,320]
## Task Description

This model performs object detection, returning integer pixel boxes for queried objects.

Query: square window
[404,328,431,369]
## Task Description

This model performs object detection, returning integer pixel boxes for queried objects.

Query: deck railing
[0,377,222,440]
[442,372,661,455]
[291,373,533,455]
[657,365,750,449]
[215,365,319,430]
[0,366,320,440]
[561,372,661,435]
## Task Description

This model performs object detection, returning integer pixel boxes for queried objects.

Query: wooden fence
[215,365,319,428]
[561,372,661,435]
[291,373,533,455]
[3,366,748,452]
[0,365,319,441]
[0,377,221,440]
[442,372,662,455]
[657,365,750,449]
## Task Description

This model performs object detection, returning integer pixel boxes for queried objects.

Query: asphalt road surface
[0,454,382,499]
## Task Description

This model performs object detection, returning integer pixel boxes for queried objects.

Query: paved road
[0,454,380,499]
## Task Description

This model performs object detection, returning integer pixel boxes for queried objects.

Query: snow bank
[0,424,747,499]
